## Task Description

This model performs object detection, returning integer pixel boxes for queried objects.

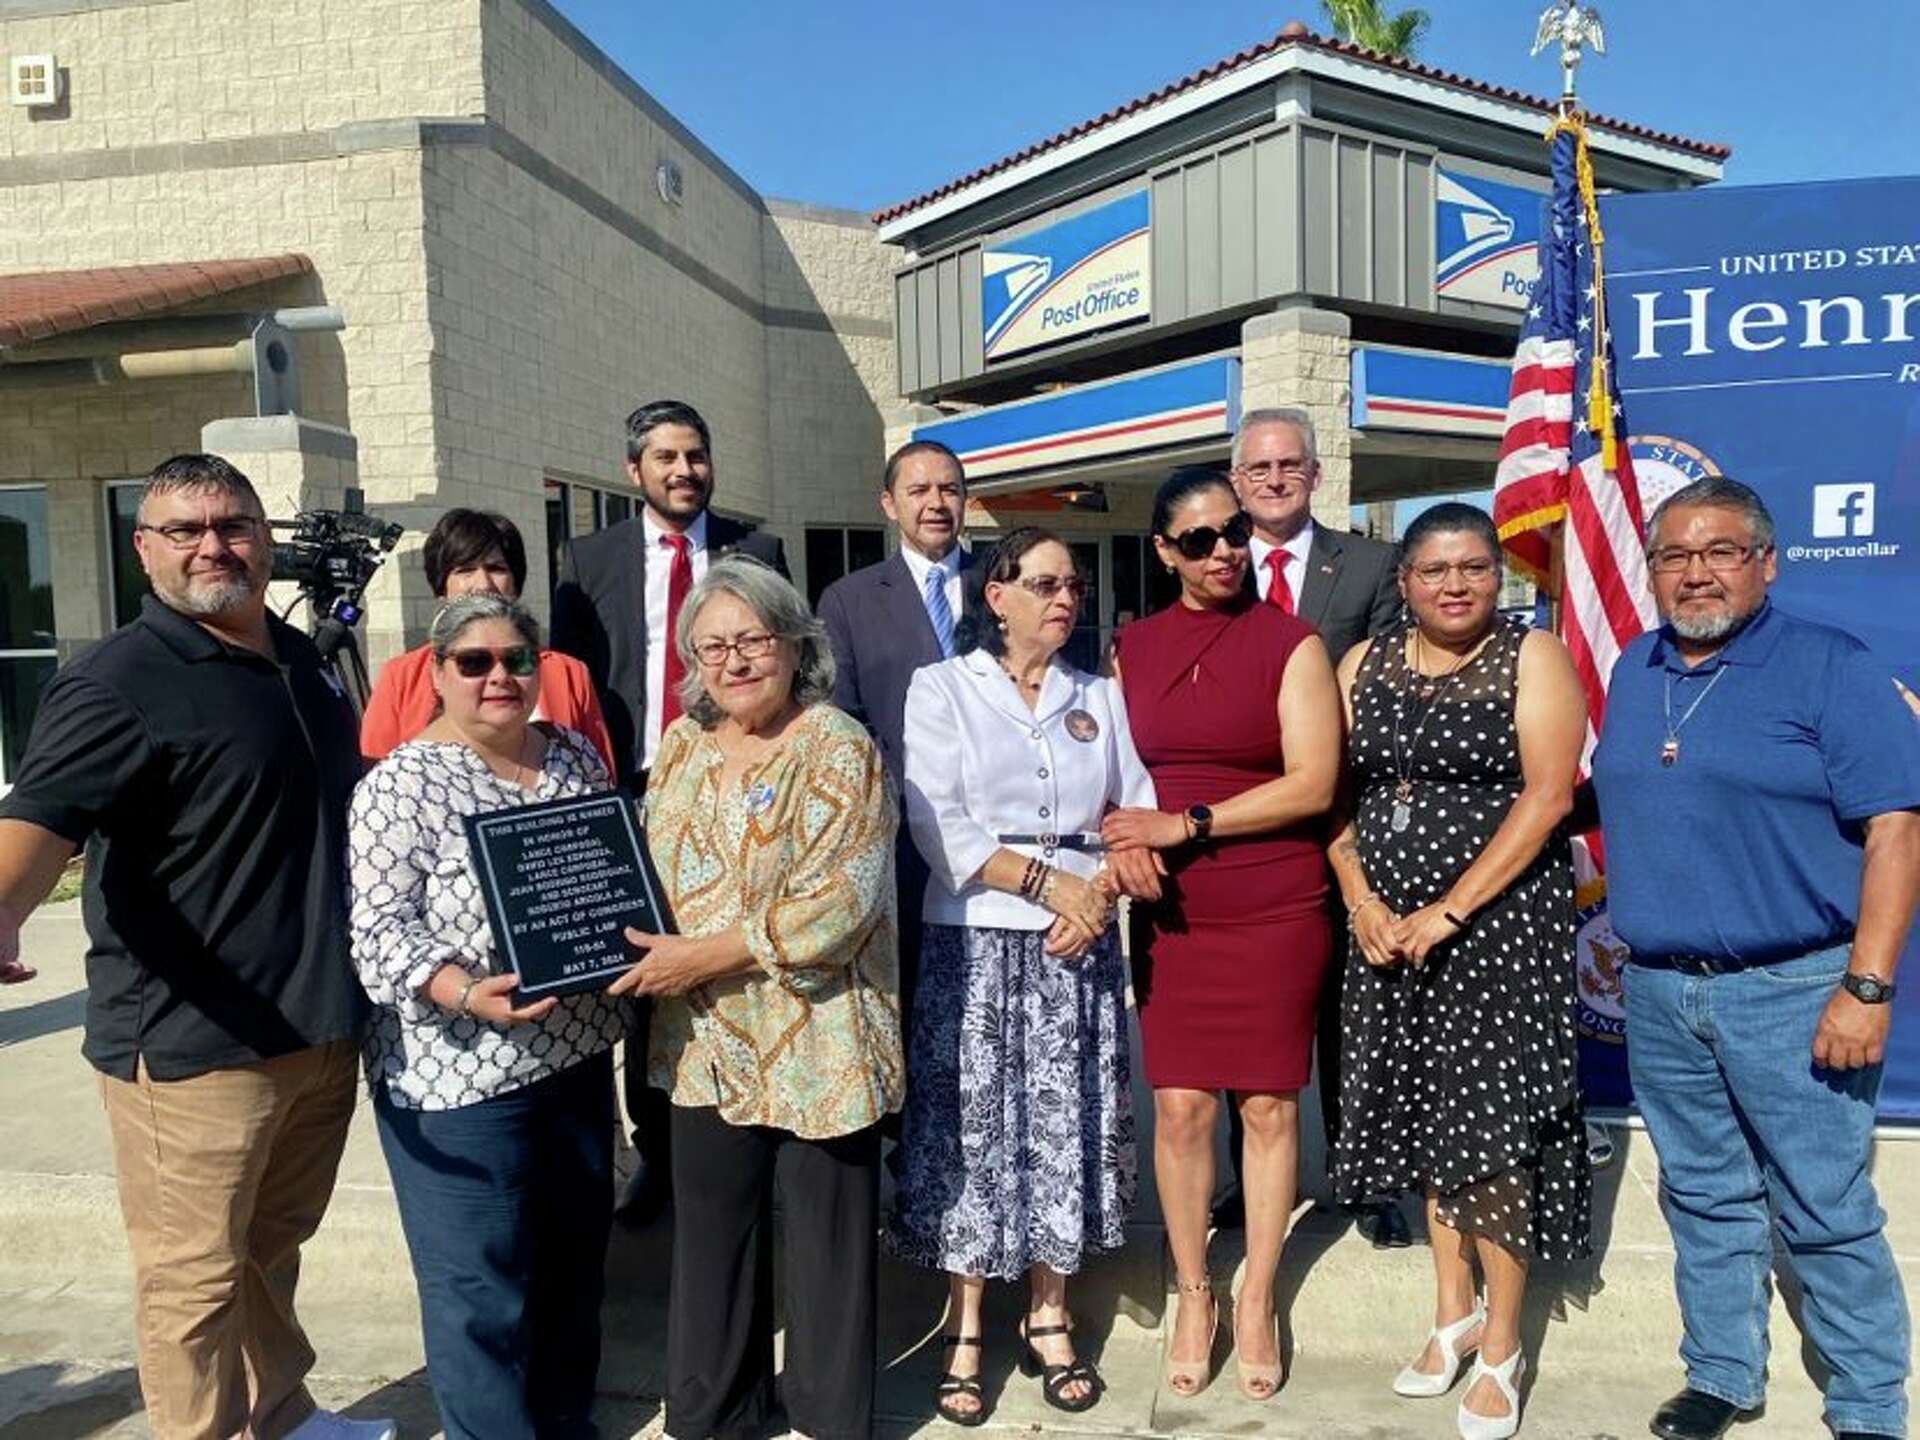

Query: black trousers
[622,772,671,1191]
[666,1105,880,1440]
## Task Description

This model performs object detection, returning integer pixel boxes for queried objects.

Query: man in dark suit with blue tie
[551,398,788,1226]
[818,440,973,1035]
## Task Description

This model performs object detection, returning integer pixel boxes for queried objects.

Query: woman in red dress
[1102,467,1342,1402]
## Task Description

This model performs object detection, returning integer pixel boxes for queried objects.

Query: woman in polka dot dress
[1327,504,1590,1440]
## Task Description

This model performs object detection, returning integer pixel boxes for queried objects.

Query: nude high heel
[1164,1276,1218,1398]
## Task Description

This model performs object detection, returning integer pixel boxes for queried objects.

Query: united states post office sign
[1435,167,1543,310]
[982,190,1151,361]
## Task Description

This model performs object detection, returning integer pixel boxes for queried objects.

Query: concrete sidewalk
[3,902,1913,1438]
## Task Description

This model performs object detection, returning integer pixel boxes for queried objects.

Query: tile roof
[0,254,314,347]
[872,25,1729,226]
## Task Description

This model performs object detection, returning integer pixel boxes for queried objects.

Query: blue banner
[1601,175,1920,1119]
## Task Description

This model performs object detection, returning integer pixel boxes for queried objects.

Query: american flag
[1493,118,1657,763]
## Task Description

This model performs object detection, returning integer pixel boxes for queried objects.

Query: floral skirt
[888,923,1135,1280]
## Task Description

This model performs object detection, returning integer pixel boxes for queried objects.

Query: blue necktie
[924,564,955,658]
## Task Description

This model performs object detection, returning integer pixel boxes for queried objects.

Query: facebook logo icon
[1812,484,1876,538]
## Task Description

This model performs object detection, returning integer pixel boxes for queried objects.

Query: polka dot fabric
[1332,617,1591,1262]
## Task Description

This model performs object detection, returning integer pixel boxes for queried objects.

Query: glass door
[0,486,58,792]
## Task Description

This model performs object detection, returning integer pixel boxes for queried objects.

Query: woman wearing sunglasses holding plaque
[347,592,626,1440]
[1327,503,1588,1440]
[892,527,1157,1424]
[1100,467,1342,1403]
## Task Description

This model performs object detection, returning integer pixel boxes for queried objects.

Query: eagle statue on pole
[1532,3,1606,103]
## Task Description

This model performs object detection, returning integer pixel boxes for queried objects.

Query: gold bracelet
[1037,866,1059,909]
[1349,893,1385,920]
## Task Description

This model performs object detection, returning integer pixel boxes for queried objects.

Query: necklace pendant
[1660,737,1680,767]
[1390,799,1412,833]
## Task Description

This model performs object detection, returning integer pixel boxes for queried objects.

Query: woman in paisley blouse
[347,592,627,1440]
[611,554,902,1440]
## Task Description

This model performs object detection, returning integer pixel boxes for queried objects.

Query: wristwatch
[1842,972,1897,1005]
[1185,804,1214,843]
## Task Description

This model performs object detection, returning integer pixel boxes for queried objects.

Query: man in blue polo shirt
[1592,476,1920,1440]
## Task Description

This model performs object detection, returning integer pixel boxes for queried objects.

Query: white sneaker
[284,1410,399,1440]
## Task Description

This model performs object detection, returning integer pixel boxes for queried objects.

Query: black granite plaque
[464,792,674,999]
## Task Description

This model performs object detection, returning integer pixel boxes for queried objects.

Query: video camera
[269,489,403,698]
[270,488,402,629]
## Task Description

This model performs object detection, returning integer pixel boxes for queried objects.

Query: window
[0,485,58,790]
[543,480,571,596]
[106,481,148,627]
[803,526,885,608]
[1110,533,1180,623]
[603,493,633,527]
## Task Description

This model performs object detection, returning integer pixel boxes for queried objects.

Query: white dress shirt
[642,508,709,771]
[903,651,1156,930]
[897,541,966,638]
[1249,520,1315,608]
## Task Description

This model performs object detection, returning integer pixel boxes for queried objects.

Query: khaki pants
[98,1040,359,1440]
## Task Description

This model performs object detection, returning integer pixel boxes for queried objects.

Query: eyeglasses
[1012,576,1088,602]
[1167,510,1255,560]
[691,631,780,667]
[446,645,538,678]
[136,518,261,549]
[1233,459,1314,490]
[1407,558,1501,588]
[1647,542,1765,575]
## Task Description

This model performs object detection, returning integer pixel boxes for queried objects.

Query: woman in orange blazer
[361,509,615,775]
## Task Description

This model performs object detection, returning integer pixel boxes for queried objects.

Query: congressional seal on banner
[1625,434,1722,514]
[1572,842,1628,1047]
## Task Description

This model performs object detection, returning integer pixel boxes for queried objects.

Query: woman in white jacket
[891,527,1157,1425]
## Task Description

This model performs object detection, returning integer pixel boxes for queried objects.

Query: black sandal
[935,1335,988,1427]
[1018,1319,1103,1414]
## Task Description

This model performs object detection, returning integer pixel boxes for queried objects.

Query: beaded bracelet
[1037,866,1059,909]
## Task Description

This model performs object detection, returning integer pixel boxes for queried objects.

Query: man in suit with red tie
[1230,406,1407,1244]
[551,398,788,1225]
[818,440,974,1041]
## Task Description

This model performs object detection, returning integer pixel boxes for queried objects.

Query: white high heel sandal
[1455,1348,1525,1440]
[1392,1302,1485,1397]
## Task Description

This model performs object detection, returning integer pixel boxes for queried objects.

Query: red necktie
[1265,550,1295,614]
[660,533,692,728]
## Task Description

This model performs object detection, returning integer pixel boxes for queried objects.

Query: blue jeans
[1626,946,1909,1436]
[374,1049,615,1440]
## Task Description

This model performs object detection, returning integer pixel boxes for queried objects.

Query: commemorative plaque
[465,792,674,999]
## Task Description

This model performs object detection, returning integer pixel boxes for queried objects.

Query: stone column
[1239,304,1354,531]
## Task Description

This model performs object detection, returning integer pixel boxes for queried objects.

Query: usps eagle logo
[1435,170,1542,310]
[982,250,1052,343]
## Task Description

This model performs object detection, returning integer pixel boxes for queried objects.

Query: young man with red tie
[551,398,788,1225]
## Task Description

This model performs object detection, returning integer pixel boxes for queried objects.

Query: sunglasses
[1167,510,1254,560]
[446,645,538,679]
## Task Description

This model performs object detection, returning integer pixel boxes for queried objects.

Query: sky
[551,0,1920,215]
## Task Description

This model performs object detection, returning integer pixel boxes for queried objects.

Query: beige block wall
[760,206,898,578]
[1240,306,1354,528]
[0,0,485,157]
[418,140,775,608]
[478,0,765,310]
[1,370,251,650]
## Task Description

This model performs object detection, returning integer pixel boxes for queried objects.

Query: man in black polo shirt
[0,455,392,1440]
